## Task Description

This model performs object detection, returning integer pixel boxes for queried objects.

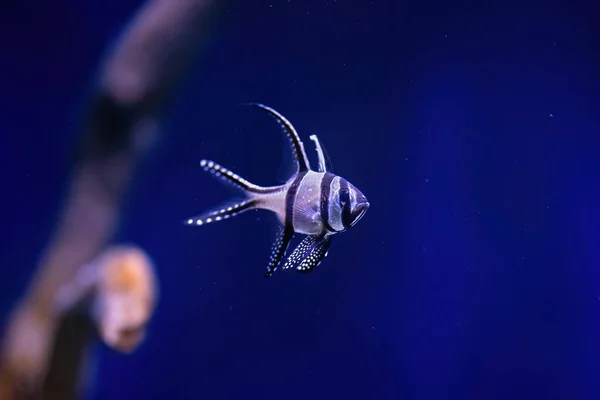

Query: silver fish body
[185,104,369,277]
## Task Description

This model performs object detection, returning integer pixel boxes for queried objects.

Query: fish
[184,103,370,277]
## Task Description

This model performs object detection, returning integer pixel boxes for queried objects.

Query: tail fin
[184,199,257,226]
[184,159,279,227]
[199,159,274,195]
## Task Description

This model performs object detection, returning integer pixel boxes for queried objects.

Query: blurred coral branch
[0,0,221,399]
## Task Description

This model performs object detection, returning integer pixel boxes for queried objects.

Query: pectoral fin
[264,225,294,278]
[282,235,332,273]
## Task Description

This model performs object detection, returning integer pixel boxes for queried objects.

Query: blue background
[2,0,600,399]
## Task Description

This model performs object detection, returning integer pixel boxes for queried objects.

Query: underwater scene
[1,1,599,399]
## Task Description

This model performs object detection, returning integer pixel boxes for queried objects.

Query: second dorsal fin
[309,134,328,173]
[245,103,311,173]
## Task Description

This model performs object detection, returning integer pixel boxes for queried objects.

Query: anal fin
[282,235,332,273]
[264,224,294,278]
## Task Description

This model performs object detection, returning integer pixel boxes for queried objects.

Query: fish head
[337,179,369,229]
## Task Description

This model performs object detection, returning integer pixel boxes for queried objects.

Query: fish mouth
[350,201,370,227]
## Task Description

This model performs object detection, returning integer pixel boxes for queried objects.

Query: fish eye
[338,188,350,206]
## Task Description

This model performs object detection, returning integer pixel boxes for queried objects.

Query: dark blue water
[1,1,600,399]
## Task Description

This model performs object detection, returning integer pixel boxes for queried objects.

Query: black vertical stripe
[320,172,336,232]
[339,178,352,228]
[285,171,307,227]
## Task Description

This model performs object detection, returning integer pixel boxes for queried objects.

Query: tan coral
[94,246,158,353]
[0,0,221,398]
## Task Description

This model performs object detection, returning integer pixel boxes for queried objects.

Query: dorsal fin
[244,103,311,172]
[319,136,334,173]
[309,135,327,173]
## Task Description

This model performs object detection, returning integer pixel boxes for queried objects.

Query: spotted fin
[264,225,294,278]
[244,103,311,173]
[282,235,332,273]
[184,199,257,226]
[199,159,278,195]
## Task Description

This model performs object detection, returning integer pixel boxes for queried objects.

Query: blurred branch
[0,0,222,399]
